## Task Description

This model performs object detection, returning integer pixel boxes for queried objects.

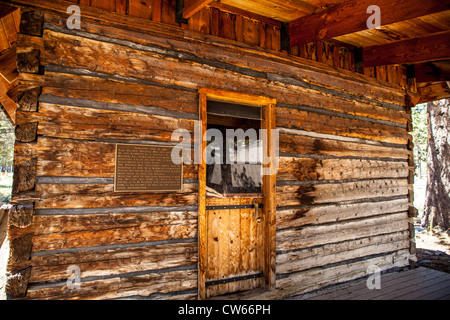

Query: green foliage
[0,110,14,169]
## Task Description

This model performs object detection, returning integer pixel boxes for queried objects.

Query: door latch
[253,199,262,223]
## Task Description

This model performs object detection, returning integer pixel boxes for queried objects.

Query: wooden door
[205,196,264,297]
[198,88,277,300]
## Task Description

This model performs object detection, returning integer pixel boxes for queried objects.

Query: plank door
[198,88,277,299]
[205,196,264,297]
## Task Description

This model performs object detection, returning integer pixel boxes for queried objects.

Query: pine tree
[422,99,450,231]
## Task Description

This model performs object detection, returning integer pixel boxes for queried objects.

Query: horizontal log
[17,33,44,53]
[33,182,198,210]
[279,132,410,160]
[276,197,409,231]
[42,71,199,115]
[42,11,407,107]
[35,180,197,195]
[276,212,409,252]
[15,137,199,179]
[276,179,408,207]
[41,27,408,118]
[26,266,197,300]
[277,233,410,275]
[277,91,408,125]
[39,93,198,120]
[31,212,197,252]
[34,205,199,216]
[39,25,411,129]
[276,105,408,145]
[277,157,409,182]
[16,103,195,142]
[30,241,198,283]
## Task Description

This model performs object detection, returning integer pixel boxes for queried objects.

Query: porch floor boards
[210,267,450,300]
[292,267,450,300]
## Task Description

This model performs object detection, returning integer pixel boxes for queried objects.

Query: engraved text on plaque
[114,144,182,192]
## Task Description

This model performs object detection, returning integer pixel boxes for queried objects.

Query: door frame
[197,88,277,299]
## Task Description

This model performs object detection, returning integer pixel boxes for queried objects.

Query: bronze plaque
[114,144,183,192]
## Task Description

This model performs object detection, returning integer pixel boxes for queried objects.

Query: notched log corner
[6,267,32,298]
[19,11,44,37]
[17,49,40,74]
[15,122,38,143]
[9,203,34,228]
[8,232,34,266]
[12,158,37,194]
[17,87,41,112]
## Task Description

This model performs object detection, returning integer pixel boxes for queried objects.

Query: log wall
[6,1,416,299]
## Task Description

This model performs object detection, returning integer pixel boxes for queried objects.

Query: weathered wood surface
[276,104,408,145]
[276,179,409,207]
[31,210,198,252]
[205,197,264,298]
[277,158,409,182]
[9,203,34,228]
[26,266,198,300]
[14,137,198,178]
[278,132,410,160]
[7,6,415,300]
[16,103,195,142]
[34,183,198,210]
[276,198,409,231]
[40,13,409,107]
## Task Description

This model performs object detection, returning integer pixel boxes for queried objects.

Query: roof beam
[289,0,450,46]
[183,0,213,19]
[362,31,450,67]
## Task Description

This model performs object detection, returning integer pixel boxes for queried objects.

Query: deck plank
[299,267,450,300]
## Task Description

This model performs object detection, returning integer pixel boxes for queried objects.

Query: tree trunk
[422,99,450,231]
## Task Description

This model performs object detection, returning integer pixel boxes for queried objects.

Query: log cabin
[1,0,449,300]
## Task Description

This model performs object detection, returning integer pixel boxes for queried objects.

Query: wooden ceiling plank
[2,14,18,45]
[208,1,282,28]
[0,46,18,84]
[183,0,213,19]
[418,81,450,103]
[0,3,18,19]
[414,61,450,83]
[0,79,17,124]
[220,0,317,22]
[289,0,450,46]
[362,31,450,67]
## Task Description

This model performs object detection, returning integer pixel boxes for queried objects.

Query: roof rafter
[183,0,213,19]
[362,31,450,67]
[289,0,450,47]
